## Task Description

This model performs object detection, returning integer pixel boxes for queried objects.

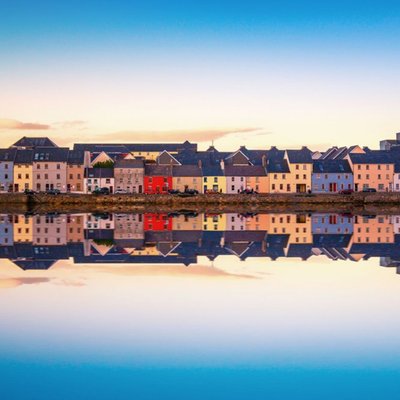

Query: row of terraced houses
[1,134,400,194]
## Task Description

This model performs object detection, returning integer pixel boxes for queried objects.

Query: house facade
[32,147,69,192]
[84,168,114,193]
[114,159,144,193]
[347,151,394,192]
[144,165,173,194]
[0,149,16,192]
[13,150,33,192]
[284,148,313,193]
[67,150,89,193]
[312,160,353,193]
[172,165,202,193]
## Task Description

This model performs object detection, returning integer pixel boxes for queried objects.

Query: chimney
[262,154,266,167]
[220,159,225,170]
[198,159,202,168]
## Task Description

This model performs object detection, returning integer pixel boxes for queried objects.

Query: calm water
[1,211,400,399]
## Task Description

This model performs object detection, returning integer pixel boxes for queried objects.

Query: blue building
[0,149,16,192]
[0,214,13,246]
[312,159,353,193]
[312,213,354,235]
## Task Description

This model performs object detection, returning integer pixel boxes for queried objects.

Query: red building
[144,213,172,231]
[144,165,173,194]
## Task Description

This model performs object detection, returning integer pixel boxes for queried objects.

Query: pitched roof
[67,150,86,164]
[224,165,267,176]
[145,164,173,176]
[349,150,395,164]
[14,149,34,163]
[313,160,352,173]
[85,168,114,178]
[0,148,17,162]
[74,141,197,152]
[114,159,145,168]
[172,165,202,177]
[11,137,58,148]
[286,148,313,163]
[32,147,69,162]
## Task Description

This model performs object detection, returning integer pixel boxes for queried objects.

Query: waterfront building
[13,150,33,192]
[32,147,69,192]
[347,151,394,192]
[172,165,202,193]
[144,164,173,194]
[84,168,114,193]
[67,150,89,193]
[114,159,144,193]
[312,160,353,193]
[0,148,16,192]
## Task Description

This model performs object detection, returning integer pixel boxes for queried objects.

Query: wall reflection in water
[1,211,400,270]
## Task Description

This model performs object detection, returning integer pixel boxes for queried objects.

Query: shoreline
[0,192,399,214]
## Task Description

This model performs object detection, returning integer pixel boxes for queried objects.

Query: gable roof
[0,148,17,162]
[85,168,114,178]
[349,150,395,164]
[224,165,267,177]
[313,160,352,174]
[286,148,313,163]
[32,147,69,162]
[172,165,202,177]
[114,159,144,168]
[11,137,58,148]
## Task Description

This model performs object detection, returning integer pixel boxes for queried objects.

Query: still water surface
[1,211,400,399]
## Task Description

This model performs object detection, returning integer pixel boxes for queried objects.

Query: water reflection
[1,212,400,269]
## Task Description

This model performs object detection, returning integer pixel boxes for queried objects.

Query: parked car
[339,189,354,195]
[240,188,258,194]
[46,188,61,195]
[92,187,110,195]
[23,189,36,195]
[184,188,199,195]
[362,188,377,193]
[114,189,128,194]
[168,189,181,195]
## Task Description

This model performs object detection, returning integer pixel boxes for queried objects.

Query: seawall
[0,192,399,214]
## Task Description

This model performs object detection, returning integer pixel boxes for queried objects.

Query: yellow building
[268,213,312,244]
[284,149,313,193]
[13,214,33,242]
[172,165,203,193]
[13,150,33,192]
[203,213,227,231]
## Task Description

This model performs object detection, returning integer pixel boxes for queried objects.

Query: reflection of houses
[66,214,85,242]
[269,214,312,244]
[312,234,353,260]
[352,215,394,244]
[144,213,172,231]
[171,213,202,231]
[84,213,114,230]
[0,214,13,245]
[114,214,144,239]
[312,213,353,234]
[13,214,33,243]
[33,214,67,245]
[203,213,227,231]
[225,213,247,231]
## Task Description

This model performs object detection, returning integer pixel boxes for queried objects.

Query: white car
[114,189,128,194]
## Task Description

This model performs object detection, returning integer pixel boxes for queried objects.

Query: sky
[1,0,400,150]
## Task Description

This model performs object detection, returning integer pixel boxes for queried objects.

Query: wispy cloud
[52,120,88,130]
[0,118,50,130]
[0,277,50,289]
[83,127,263,144]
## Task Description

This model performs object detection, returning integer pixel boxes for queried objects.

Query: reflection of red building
[144,213,172,231]
[144,165,173,194]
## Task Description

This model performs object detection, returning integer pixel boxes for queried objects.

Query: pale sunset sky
[1,0,399,150]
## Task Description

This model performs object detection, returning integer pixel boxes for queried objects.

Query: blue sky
[1,0,399,149]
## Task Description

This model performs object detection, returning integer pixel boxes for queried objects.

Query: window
[295,165,299,170]
[295,174,299,179]
[286,184,290,191]
[272,184,275,190]
[366,174,370,180]
[303,174,306,179]
[282,174,286,180]
[214,177,218,183]
[57,164,60,169]
[231,177,234,181]
[204,177,208,182]
[366,165,369,170]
